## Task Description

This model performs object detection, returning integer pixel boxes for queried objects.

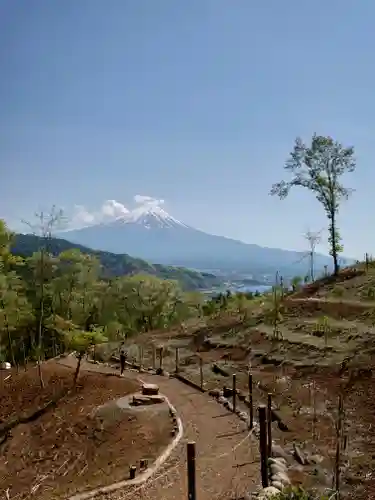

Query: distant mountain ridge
[61,205,344,277]
[11,234,219,291]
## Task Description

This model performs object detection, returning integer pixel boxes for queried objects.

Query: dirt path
[59,357,260,500]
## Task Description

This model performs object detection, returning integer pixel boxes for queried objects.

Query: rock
[270,462,287,475]
[131,395,165,406]
[142,383,159,396]
[271,444,290,461]
[226,402,234,412]
[309,454,324,464]
[239,411,248,421]
[258,486,281,499]
[269,457,287,467]
[293,443,308,465]
[271,471,291,485]
[271,480,284,490]
[209,388,221,398]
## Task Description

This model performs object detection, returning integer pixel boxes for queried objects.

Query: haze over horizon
[1,1,374,259]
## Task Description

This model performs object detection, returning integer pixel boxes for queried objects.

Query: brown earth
[120,262,375,499]
[0,360,174,500]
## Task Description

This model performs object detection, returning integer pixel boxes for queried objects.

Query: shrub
[269,486,331,499]
[331,286,344,298]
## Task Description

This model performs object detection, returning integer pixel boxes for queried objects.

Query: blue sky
[0,0,374,258]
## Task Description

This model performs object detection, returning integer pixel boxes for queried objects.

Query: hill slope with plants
[0,220,220,370]
[11,233,218,291]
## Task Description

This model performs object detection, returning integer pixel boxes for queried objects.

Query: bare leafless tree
[22,206,65,388]
[304,229,322,282]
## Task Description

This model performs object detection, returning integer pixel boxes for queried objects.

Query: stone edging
[66,395,183,500]
[208,388,293,500]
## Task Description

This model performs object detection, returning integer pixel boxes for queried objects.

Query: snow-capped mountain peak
[118,205,187,229]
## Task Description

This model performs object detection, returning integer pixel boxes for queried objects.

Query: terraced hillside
[117,262,375,500]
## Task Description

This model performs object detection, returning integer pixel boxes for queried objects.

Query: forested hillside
[11,233,218,291]
[0,221,221,369]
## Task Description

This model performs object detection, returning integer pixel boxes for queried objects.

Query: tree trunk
[6,324,16,369]
[22,340,27,371]
[73,353,83,386]
[330,213,339,276]
[37,304,44,388]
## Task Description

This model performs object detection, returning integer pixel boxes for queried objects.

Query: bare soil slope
[0,361,173,500]
[122,263,375,499]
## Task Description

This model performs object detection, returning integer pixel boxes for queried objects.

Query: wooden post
[232,373,237,413]
[258,405,268,487]
[159,346,164,371]
[175,347,179,374]
[248,372,253,429]
[129,465,136,479]
[187,442,196,500]
[199,356,204,390]
[152,344,156,370]
[139,345,144,371]
[335,394,344,499]
[267,393,272,456]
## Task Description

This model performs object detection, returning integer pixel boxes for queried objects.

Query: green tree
[0,220,33,367]
[0,271,33,368]
[291,275,303,292]
[264,285,284,340]
[270,134,356,275]
[64,327,107,385]
[23,207,64,387]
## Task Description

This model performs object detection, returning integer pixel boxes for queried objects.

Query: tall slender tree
[23,206,64,387]
[270,134,356,275]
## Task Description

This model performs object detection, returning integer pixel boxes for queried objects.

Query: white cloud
[69,200,129,229]
[101,200,129,218]
[71,205,96,226]
[134,195,164,207]
[68,195,165,230]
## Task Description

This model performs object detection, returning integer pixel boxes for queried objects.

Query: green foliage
[0,217,214,368]
[270,134,356,275]
[269,486,331,499]
[362,286,375,300]
[263,285,284,340]
[291,275,303,292]
[11,233,217,291]
[201,289,260,322]
[64,327,107,355]
[315,315,331,347]
[331,286,344,298]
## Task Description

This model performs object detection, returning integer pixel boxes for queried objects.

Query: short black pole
[187,441,196,500]
[129,465,136,479]
[258,405,268,487]
[152,345,156,370]
[232,373,237,413]
[199,357,203,390]
[175,347,179,374]
[248,372,253,429]
[159,346,164,371]
[267,393,272,456]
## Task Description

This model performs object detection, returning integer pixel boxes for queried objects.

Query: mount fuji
[61,202,337,278]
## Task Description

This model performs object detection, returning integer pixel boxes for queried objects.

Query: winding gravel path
[59,357,260,500]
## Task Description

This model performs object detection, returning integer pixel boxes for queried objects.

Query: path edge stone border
[66,395,184,500]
